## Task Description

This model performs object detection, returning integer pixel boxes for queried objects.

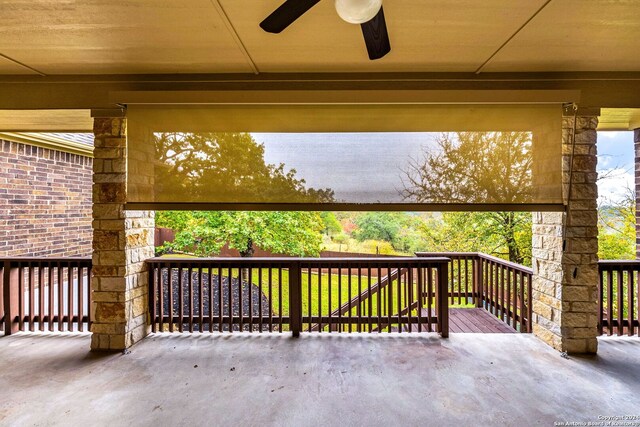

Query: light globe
[335,0,383,24]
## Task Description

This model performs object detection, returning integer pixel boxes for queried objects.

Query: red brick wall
[0,139,93,257]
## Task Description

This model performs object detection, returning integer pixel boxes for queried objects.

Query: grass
[158,255,477,332]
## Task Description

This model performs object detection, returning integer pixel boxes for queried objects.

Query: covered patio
[2,0,640,424]
[1,332,638,425]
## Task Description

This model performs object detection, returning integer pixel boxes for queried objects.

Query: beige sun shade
[126,104,562,211]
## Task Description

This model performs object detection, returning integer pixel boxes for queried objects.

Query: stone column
[532,116,599,354]
[91,117,155,351]
[635,129,640,259]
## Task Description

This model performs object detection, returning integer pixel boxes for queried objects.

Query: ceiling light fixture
[334,0,382,24]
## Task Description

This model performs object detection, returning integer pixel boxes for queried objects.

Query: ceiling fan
[260,0,391,60]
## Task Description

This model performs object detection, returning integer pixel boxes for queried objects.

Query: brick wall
[0,139,93,257]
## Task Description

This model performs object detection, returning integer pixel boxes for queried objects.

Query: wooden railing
[415,253,533,332]
[1,257,92,334]
[478,254,533,333]
[5,254,635,338]
[598,260,640,336]
[147,257,450,336]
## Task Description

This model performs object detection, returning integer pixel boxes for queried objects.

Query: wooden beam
[0,72,640,110]
[0,109,92,131]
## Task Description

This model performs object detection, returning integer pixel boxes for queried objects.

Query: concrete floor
[0,333,639,426]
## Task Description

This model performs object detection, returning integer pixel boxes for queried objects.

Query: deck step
[398,308,517,333]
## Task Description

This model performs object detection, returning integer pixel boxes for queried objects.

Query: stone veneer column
[635,129,640,259]
[532,116,599,354]
[91,117,155,351]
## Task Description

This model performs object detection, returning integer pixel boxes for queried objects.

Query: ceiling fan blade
[360,6,391,60]
[260,0,322,34]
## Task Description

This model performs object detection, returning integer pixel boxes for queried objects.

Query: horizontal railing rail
[147,257,450,337]
[1,257,92,334]
[598,260,640,336]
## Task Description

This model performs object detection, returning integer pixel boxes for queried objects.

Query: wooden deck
[405,308,517,333]
[446,308,517,333]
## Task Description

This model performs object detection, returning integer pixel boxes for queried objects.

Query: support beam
[532,116,599,354]
[1,72,640,110]
[91,117,155,351]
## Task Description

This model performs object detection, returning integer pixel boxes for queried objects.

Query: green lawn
[194,267,472,332]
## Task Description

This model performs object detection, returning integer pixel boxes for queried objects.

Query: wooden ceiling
[0,0,638,75]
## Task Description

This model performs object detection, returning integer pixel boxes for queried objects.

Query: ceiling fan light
[335,0,382,24]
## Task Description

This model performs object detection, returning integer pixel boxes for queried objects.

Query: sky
[254,132,432,203]
[251,131,635,205]
[597,131,634,204]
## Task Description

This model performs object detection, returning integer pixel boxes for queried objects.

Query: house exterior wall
[0,138,92,257]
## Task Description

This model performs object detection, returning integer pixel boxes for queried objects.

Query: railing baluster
[199,266,204,333]
[607,269,614,336]
[307,264,312,332]
[377,265,382,333]
[417,267,423,332]
[456,258,461,306]
[238,266,243,332]
[357,266,362,333]
[617,268,623,335]
[268,267,273,333]
[208,263,214,333]
[387,264,393,333]
[408,266,414,332]
[218,264,223,332]
[248,266,253,332]
[328,263,332,332]
[277,265,282,333]
[318,265,322,333]
[228,266,233,332]
[337,265,342,333]
[67,263,73,332]
[18,264,24,331]
[258,266,264,332]
[629,269,640,335]
[47,262,54,331]
[28,263,34,332]
[347,265,352,333]
[427,266,433,332]
[367,266,372,333]
[188,266,193,333]
[78,263,85,332]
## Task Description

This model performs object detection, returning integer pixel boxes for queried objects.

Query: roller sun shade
[126,104,562,211]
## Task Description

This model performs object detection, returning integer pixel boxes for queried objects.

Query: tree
[353,212,403,243]
[402,132,534,264]
[598,188,635,260]
[157,211,324,257]
[155,132,334,203]
[420,212,532,265]
[155,132,334,257]
[320,212,342,236]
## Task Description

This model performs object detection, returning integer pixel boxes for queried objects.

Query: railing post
[473,256,483,308]
[3,260,19,335]
[288,261,302,337]
[437,260,449,338]
[148,264,156,333]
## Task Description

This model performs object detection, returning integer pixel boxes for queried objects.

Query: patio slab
[0,332,638,426]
